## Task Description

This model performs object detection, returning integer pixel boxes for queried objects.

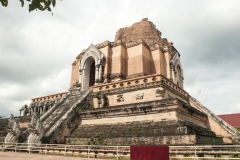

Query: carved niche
[170,52,184,87]
[96,92,107,108]
[155,89,165,97]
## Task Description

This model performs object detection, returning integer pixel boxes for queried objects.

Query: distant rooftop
[218,113,240,128]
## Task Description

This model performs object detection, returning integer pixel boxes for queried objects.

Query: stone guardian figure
[97,92,107,108]
[4,114,21,144]
[27,113,44,145]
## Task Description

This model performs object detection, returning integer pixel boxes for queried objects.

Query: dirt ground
[0,151,107,160]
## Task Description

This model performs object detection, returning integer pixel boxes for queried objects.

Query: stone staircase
[40,89,92,143]
[17,89,92,144]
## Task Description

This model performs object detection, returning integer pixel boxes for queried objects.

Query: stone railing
[32,92,68,103]
[2,142,240,159]
[40,92,71,122]
[92,74,188,99]
[189,95,240,140]
[44,89,92,140]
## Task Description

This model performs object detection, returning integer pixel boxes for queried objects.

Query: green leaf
[51,0,55,7]
[47,6,53,15]
[29,0,40,12]
[0,0,8,7]
[2,0,57,14]
[37,0,51,11]
[19,0,24,7]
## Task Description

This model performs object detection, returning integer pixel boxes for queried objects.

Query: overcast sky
[0,0,239,118]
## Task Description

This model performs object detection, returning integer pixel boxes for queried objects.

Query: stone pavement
[0,152,107,160]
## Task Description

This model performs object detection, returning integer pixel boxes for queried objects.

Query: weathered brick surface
[70,19,182,87]
[67,120,222,145]
[114,18,162,47]
[0,118,8,142]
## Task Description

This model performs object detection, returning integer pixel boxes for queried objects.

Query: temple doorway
[89,61,95,87]
[81,57,96,91]
[79,44,105,91]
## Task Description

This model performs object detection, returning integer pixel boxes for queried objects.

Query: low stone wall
[0,118,8,142]
[32,92,68,103]
[16,116,31,130]
[0,116,31,143]
[0,118,8,127]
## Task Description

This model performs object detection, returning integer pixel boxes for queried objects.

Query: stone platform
[66,98,223,145]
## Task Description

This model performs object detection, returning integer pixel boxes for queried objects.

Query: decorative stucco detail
[79,44,106,91]
[27,113,44,144]
[170,52,184,87]
[79,44,105,70]
[4,114,21,143]
[95,40,111,49]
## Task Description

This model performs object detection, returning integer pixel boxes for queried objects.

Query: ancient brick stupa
[4,18,239,145]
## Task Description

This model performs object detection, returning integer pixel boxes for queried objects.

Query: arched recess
[176,65,182,87]
[170,52,184,88]
[79,44,105,91]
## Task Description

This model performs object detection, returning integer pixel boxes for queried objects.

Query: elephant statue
[19,104,29,116]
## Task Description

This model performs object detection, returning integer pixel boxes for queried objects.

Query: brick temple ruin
[1,18,240,146]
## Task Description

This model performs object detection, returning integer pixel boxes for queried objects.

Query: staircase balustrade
[189,95,240,139]
[39,89,92,143]
[40,93,71,122]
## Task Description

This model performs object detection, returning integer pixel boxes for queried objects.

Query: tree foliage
[1,0,56,12]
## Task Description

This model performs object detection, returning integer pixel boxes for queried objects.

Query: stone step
[41,90,92,142]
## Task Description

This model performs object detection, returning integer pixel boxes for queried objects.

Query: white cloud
[0,0,240,117]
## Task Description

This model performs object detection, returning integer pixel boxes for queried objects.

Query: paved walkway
[0,152,107,160]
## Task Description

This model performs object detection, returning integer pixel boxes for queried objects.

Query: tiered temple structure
[3,18,240,145]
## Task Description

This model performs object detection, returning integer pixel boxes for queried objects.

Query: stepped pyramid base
[66,98,223,145]
[67,120,223,145]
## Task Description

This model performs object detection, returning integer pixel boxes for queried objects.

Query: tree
[0,0,56,12]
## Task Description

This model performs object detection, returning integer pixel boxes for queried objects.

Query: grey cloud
[0,0,240,117]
